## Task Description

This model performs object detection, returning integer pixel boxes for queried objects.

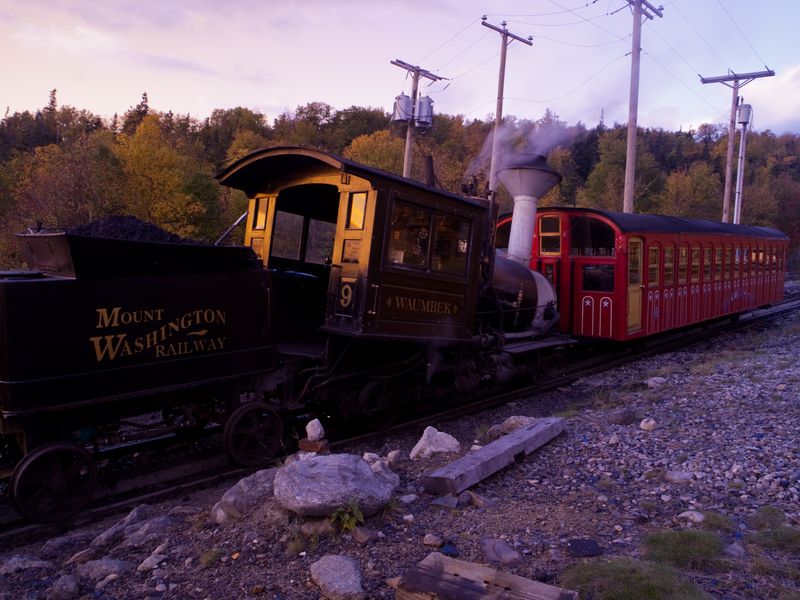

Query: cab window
[387,199,471,276]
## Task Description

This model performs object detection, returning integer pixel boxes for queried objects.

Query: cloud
[14,23,116,56]
[744,64,800,134]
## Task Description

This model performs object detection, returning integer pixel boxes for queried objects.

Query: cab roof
[216,145,489,210]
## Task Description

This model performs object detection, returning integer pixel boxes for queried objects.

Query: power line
[504,53,629,104]
[433,31,492,72]
[642,52,727,118]
[547,0,631,41]
[671,0,730,71]
[530,33,628,48]
[714,0,770,70]
[415,17,482,64]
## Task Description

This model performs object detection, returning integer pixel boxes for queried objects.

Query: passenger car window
[583,264,614,292]
[663,247,675,286]
[648,247,660,287]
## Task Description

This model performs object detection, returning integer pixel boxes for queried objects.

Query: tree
[10,130,124,230]
[343,130,404,174]
[114,115,206,237]
[121,92,150,136]
[657,162,721,219]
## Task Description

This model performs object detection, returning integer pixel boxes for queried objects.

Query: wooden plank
[422,417,564,495]
[396,552,577,600]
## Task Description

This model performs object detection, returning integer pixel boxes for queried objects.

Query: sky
[2,0,799,135]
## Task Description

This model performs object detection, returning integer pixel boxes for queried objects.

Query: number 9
[339,283,353,308]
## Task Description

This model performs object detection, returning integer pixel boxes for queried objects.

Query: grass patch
[553,407,579,418]
[701,511,737,534]
[559,557,710,600]
[746,527,800,555]
[198,548,223,569]
[749,506,787,530]
[643,530,724,570]
[689,362,718,376]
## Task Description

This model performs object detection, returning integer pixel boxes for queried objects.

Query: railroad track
[2,293,798,548]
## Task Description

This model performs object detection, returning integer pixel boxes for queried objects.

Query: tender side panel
[0,270,273,416]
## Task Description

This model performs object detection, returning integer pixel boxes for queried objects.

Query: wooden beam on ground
[396,552,577,600]
[422,417,564,495]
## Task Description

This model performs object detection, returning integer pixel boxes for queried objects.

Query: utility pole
[391,59,445,178]
[733,103,752,224]
[699,69,774,223]
[623,0,662,214]
[481,16,532,197]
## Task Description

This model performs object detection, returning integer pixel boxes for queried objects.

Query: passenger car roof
[549,207,788,240]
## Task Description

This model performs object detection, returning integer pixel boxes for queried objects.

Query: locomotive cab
[217,146,490,348]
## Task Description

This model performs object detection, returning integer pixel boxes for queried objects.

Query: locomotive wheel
[10,442,97,523]
[223,403,283,467]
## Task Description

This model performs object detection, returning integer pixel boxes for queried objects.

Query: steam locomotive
[0,146,788,522]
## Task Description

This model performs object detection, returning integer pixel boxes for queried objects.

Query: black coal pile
[68,216,196,244]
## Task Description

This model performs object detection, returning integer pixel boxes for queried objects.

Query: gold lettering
[89,334,128,361]
[96,307,121,328]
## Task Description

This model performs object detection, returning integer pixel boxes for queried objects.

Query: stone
[399,494,418,504]
[40,531,96,560]
[306,418,325,442]
[678,510,706,523]
[298,438,331,453]
[310,555,365,600]
[725,542,747,559]
[386,450,407,469]
[481,537,523,566]
[566,538,603,558]
[0,555,54,575]
[500,415,537,434]
[46,574,80,600]
[137,554,166,572]
[607,407,638,425]
[351,526,379,545]
[211,467,278,524]
[665,470,694,483]
[410,426,461,459]
[431,494,459,509]
[640,418,658,432]
[423,533,443,547]
[91,504,155,548]
[480,424,503,443]
[646,376,668,389]
[273,453,399,517]
[119,515,176,549]
[76,558,134,582]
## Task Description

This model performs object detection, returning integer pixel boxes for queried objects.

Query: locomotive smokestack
[497,153,562,265]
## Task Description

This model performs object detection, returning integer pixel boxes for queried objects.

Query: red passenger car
[497,208,789,341]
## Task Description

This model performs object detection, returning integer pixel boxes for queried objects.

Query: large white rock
[273,453,399,517]
[310,555,364,600]
[410,426,461,460]
[210,468,278,524]
[306,418,325,442]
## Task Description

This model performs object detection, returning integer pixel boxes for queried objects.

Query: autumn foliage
[1,91,798,269]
